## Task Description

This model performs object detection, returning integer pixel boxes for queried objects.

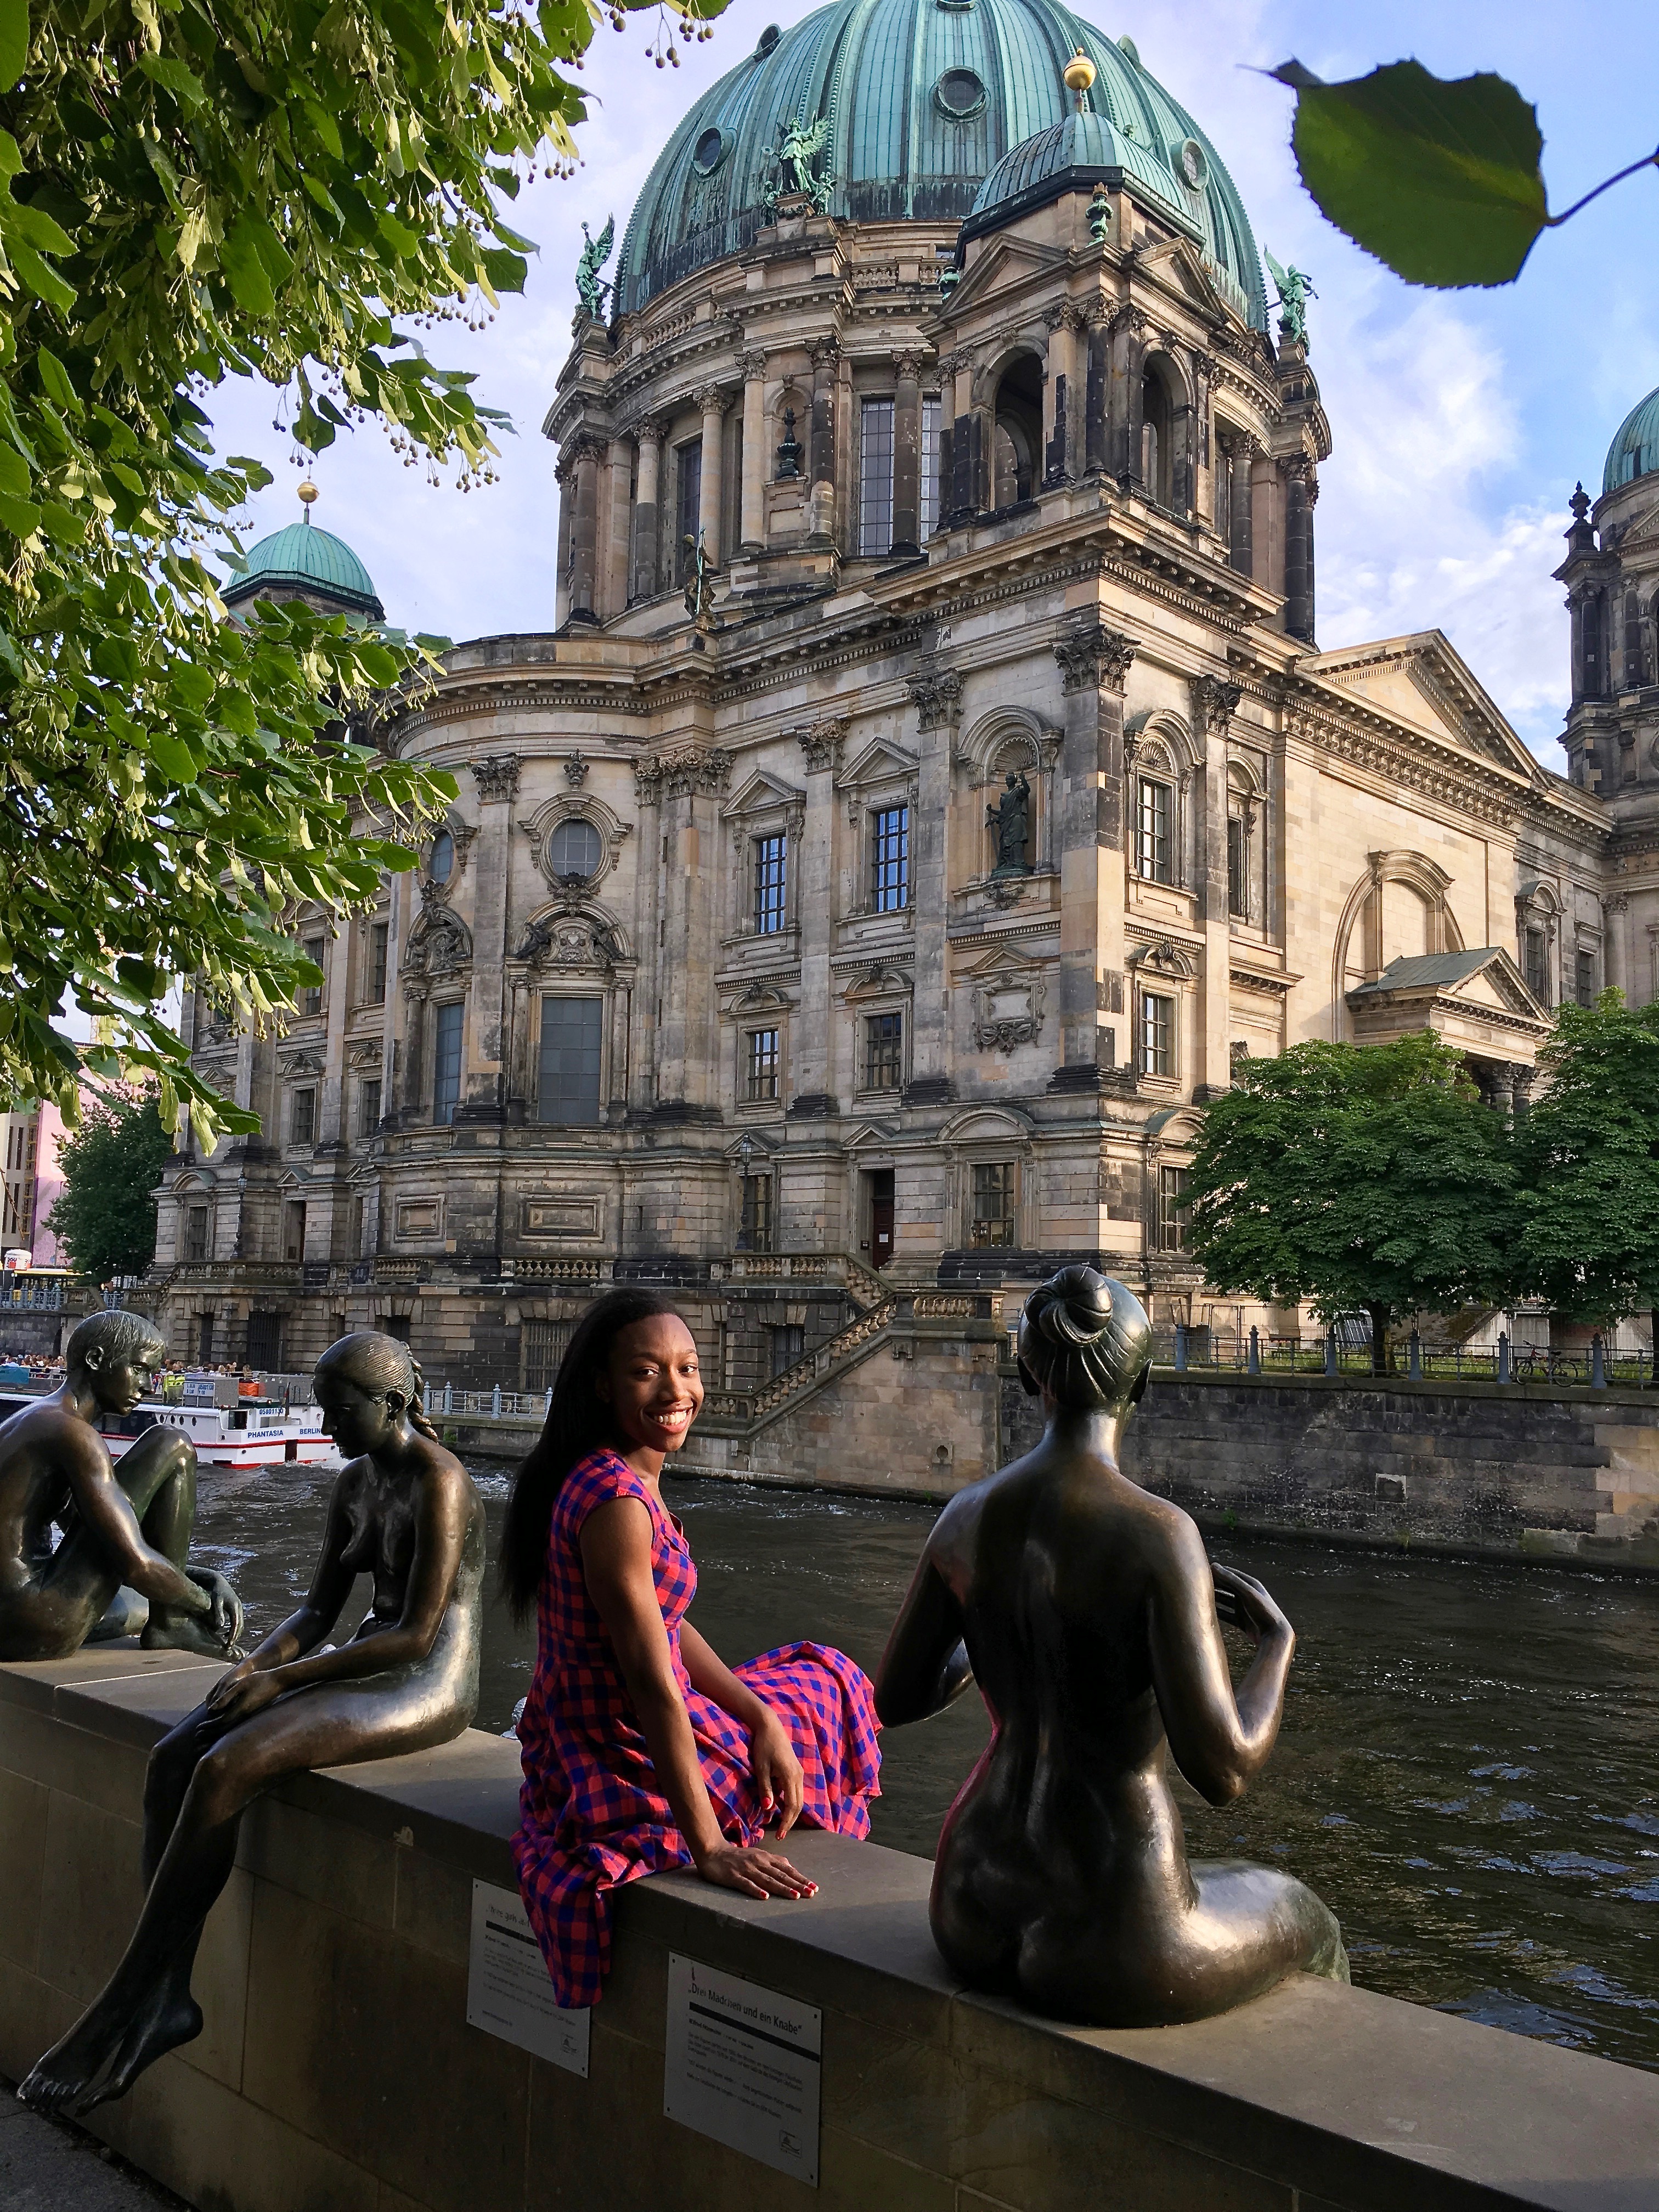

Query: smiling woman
[502,1290,882,2009]
[19,1328,485,2120]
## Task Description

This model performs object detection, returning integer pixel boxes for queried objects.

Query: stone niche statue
[0,1309,243,1662]
[874,1265,1347,2025]
[20,1330,485,2118]
[986,769,1032,877]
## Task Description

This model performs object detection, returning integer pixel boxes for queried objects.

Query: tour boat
[0,1387,338,1471]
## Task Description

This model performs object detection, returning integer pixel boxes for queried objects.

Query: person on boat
[503,1289,881,2009]
[20,1330,484,2117]
[0,1308,242,1662]
[875,1263,1347,2027]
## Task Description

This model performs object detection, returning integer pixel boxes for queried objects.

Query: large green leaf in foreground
[1272,59,1548,287]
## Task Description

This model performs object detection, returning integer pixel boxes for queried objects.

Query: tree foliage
[0,0,723,1147]
[1183,1031,1515,1369]
[1513,992,1659,1327]
[1271,58,1657,289]
[45,1085,174,1281]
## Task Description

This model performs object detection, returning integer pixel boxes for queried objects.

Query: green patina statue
[1265,250,1316,350]
[575,216,614,321]
[763,115,832,215]
[683,528,717,631]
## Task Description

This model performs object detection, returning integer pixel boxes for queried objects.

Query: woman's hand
[748,1707,805,1838]
[1211,1564,1294,1651]
[204,1663,284,1723]
[695,1842,819,1901]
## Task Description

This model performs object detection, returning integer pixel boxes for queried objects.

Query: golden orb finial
[1063,47,1096,96]
[296,477,319,520]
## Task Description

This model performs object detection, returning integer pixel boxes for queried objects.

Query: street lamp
[736,1132,754,1251]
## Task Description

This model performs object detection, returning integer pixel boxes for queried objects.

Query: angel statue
[1264,250,1316,350]
[575,216,615,321]
[683,528,717,632]
[764,115,832,215]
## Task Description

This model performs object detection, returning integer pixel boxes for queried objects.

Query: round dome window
[934,68,987,120]
[429,829,455,884]
[692,126,729,176]
[549,818,604,881]
[757,22,781,53]
[1176,137,1207,189]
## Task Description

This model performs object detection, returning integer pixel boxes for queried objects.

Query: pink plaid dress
[512,1448,882,2007]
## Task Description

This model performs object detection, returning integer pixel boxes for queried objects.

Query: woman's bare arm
[1147,1518,1294,1805]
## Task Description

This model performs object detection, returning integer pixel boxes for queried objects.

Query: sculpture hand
[694,1842,818,1901]
[204,1666,284,1723]
[748,1707,805,1838]
[1211,1564,1293,1649]
[205,1656,257,1713]
[187,1567,245,1655]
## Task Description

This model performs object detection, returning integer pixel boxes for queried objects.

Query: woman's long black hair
[498,1288,685,1620]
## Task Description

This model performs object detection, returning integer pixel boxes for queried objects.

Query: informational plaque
[663,1953,821,2186]
[466,1880,590,2078]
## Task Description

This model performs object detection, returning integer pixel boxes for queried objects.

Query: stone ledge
[2,1651,1656,2212]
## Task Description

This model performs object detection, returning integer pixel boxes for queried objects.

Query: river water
[189,1464,1659,2073]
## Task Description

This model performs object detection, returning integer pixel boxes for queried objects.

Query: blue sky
[210,0,1659,763]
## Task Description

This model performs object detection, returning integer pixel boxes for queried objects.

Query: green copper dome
[616,0,1265,329]
[222,518,385,620]
[1603,385,1659,498]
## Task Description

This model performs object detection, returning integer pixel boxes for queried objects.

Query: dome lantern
[222,486,385,622]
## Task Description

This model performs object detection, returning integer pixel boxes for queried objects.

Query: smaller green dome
[222,518,384,620]
[1604,386,1659,498]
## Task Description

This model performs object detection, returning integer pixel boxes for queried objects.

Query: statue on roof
[575,216,615,321]
[763,115,832,215]
[1265,250,1316,350]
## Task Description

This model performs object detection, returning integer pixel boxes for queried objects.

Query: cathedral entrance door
[865,1171,895,1269]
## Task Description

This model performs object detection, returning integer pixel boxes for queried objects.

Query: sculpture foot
[140,1616,241,1661]
[19,1978,202,2119]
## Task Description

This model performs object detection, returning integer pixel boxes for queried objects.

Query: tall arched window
[1141,365,1173,506]
[991,355,1042,509]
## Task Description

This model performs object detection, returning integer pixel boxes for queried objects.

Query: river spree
[193,1465,1659,2073]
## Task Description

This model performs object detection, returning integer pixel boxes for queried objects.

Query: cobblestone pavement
[0,2081,190,2209]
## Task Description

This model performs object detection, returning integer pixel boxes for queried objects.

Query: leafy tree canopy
[0,0,722,1148]
[45,1085,174,1281]
[1513,991,1659,1326]
[1183,1030,1515,1369]
[1269,58,1657,289]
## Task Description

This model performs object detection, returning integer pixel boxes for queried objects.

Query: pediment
[1302,631,1547,785]
[1349,947,1547,1025]
[1136,236,1234,321]
[725,770,804,819]
[838,737,918,793]
[844,1120,899,1150]
[278,1050,325,1079]
[725,978,794,1014]
[940,1104,1033,1144]
[841,963,911,1003]
[944,233,1066,320]
[954,939,1051,980]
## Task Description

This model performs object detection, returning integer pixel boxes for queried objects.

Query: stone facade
[146,33,1659,1385]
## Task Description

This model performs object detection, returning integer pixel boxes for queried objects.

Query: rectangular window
[1136,778,1172,883]
[1140,991,1173,1077]
[865,1011,903,1091]
[769,1322,805,1377]
[300,934,326,1017]
[969,1161,1016,1249]
[675,438,702,582]
[432,1001,464,1126]
[184,1205,208,1262]
[920,397,942,541]
[281,1202,306,1263]
[746,1028,780,1103]
[859,397,895,557]
[1576,947,1596,1007]
[1158,1165,1190,1252]
[197,1312,215,1363]
[367,921,388,1006]
[291,1087,316,1147]
[741,1174,774,1254]
[753,833,787,934]
[523,1317,574,1397]
[352,1195,367,1257]
[1227,815,1246,918]
[1524,928,1548,1001]
[871,805,910,912]
[358,1077,381,1138]
[538,995,603,1125]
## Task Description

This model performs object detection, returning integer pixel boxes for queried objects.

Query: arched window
[430,828,455,884]
[549,817,603,881]
[1141,365,1173,506]
[991,355,1042,509]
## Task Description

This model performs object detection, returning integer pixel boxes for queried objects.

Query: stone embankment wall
[4,1646,1657,2212]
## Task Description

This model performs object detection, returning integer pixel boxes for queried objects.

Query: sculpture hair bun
[1017,1265,1152,1411]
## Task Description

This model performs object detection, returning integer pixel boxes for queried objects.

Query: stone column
[891,352,925,556]
[945,350,977,524]
[1604,893,1629,998]
[1223,429,1255,577]
[791,723,842,1115]
[465,753,519,1119]
[318,929,351,1146]
[1049,621,1136,1086]
[808,337,838,544]
[738,352,768,553]
[905,668,962,1102]
[553,460,573,628]
[630,760,664,1115]
[1109,312,1145,484]
[1043,305,1081,486]
[697,386,731,566]
[567,436,603,624]
[645,746,731,1116]
[631,421,664,603]
[1193,676,1243,1099]
[603,437,632,618]
[1084,303,1111,476]
[1252,450,1285,604]
[1283,458,1317,644]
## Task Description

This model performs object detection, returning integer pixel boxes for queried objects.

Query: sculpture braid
[315,1330,444,1441]
[1017,1264,1152,1410]
[404,1353,443,1442]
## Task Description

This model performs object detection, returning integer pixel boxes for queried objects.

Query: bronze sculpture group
[9,1268,1343,2118]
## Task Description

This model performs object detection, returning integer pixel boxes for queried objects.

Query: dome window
[692,126,730,176]
[549,818,604,882]
[429,830,455,884]
[1175,138,1207,189]
[934,68,987,120]
[756,22,781,53]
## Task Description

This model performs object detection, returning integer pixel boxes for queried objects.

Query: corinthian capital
[1191,674,1243,735]
[1053,623,1135,696]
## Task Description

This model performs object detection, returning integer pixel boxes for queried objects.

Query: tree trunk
[1367,1302,1391,1377]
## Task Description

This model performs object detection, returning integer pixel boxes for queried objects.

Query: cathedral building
[151,0,1659,1414]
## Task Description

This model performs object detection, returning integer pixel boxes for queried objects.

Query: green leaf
[9,199,76,256]
[149,733,199,782]
[8,239,74,313]
[0,442,28,496]
[1273,59,1548,287]
[0,0,28,89]
[219,214,277,317]
[34,346,80,413]
[0,489,37,537]
[137,53,208,109]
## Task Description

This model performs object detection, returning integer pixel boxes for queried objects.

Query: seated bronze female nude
[874,1265,1346,2027]
[21,1330,484,2117]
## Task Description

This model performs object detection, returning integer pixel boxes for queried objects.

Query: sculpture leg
[9,1427,201,1658]
[121,1428,222,1654]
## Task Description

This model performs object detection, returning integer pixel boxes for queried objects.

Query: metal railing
[422,1383,551,1420]
[1153,1327,1651,1390]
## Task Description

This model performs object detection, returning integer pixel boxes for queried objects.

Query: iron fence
[1152,1328,1652,1390]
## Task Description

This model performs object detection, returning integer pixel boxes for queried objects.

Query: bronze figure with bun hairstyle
[21,1329,486,2119]
[875,1264,1346,2025]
